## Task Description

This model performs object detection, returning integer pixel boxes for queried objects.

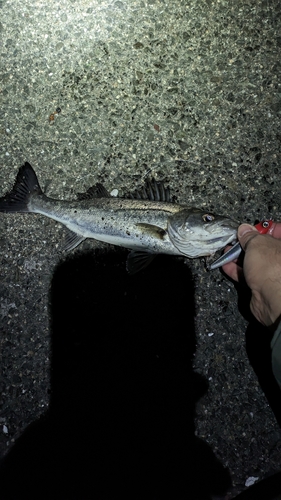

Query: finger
[222,259,244,282]
[270,222,281,239]
[223,245,232,253]
[238,224,259,251]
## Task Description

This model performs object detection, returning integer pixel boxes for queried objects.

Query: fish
[0,162,238,273]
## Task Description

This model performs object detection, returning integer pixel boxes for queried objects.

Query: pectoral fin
[135,223,166,239]
[126,251,156,274]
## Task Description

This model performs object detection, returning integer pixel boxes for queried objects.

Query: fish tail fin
[0,162,43,213]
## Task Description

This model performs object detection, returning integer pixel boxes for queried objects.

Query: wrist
[262,280,281,328]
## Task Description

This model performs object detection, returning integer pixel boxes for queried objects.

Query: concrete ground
[0,0,281,498]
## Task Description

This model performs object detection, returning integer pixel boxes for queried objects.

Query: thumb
[238,223,259,251]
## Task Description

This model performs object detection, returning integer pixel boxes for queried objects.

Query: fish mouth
[204,233,237,245]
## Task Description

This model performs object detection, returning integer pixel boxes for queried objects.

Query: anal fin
[63,229,86,252]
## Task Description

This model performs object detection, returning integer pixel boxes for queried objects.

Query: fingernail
[238,223,258,238]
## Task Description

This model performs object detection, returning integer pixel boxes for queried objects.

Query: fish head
[168,208,238,258]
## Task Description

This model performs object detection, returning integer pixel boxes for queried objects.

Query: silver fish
[0,162,238,273]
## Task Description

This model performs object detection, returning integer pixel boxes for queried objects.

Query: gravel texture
[0,0,281,498]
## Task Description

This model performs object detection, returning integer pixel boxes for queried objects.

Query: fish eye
[202,213,215,222]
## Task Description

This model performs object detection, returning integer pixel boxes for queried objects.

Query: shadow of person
[0,250,231,499]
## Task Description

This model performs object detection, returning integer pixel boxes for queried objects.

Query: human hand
[222,223,281,328]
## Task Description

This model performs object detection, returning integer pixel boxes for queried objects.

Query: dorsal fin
[76,178,173,202]
[128,178,171,202]
[77,183,110,200]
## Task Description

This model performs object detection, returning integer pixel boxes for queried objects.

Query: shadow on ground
[0,250,231,499]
